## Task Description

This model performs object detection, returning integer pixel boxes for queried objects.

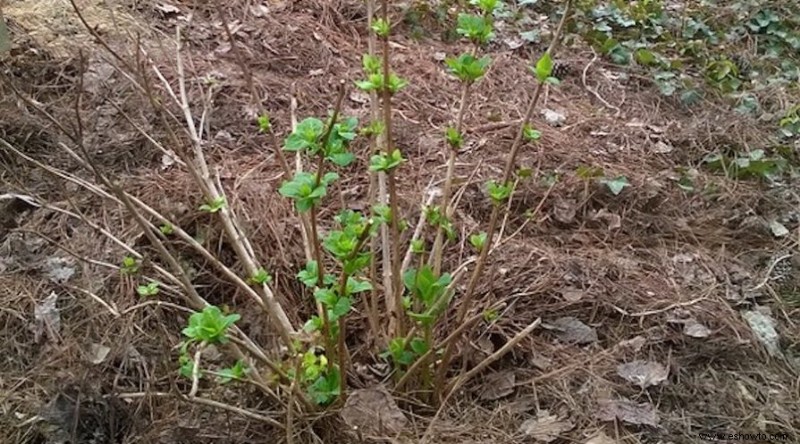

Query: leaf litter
[544,317,598,345]
[596,398,660,427]
[33,291,61,343]
[341,387,407,437]
[519,410,575,442]
[616,360,669,388]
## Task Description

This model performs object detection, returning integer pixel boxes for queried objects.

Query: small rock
[542,109,566,127]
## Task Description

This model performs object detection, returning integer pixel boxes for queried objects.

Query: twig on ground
[581,49,622,117]
[111,392,285,429]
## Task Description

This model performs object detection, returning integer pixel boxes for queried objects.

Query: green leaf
[362,54,382,74]
[346,278,373,295]
[178,352,196,379]
[330,297,352,320]
[249,268,272,285]
[284,118,324,153]
[534,52,553,83]
[445,127,463,148]
[303,316,323,333]
[470,0,500,14]
[457,13,494,44]
[634,49,657,66]
[217,360,247,384]
[308,367,340,405]
[469,232,488,252]
[523,124,541,141]
[314,288,337,307]
[181,306,240,344]
[136,281,160,297]
[411,239,425,254]
[575,165,604,180]
[486,180,513,204]
[159,223,174,235]
[369,149,406,172]
[199,196,226,213]
[328,152,355,167]
[445,54,491,83]
[257,114,271,133]
[371,18,390,37]
[409,337,429,355]
[600,176,630,195]
[121,256,140,275]
[279,171,335,213]
[297,261,335,287]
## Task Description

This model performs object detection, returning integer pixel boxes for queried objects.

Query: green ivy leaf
[600,176,630,195]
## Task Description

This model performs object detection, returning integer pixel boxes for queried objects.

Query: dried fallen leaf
[341,387,407,436]
[616,360,669,388]
[87,343,111,365]
[616,335,646,352]
[769,220,789,238]
[349,90,369,104]
[585,431,618,444]
[155,2,181,14]
[593,208,622,230]
[503,37,524,49]
[553,198,577,224]
[651,140,674,154]
[519,410,574,442]
[542,108,566,127]
[530,355,552,370]
[34,292,60,343]
[683,320,711,338]
[742,309,781,357]
[560,287,584,303]
[478,371,516,400]
[596,398,660,427]
[43,257,75,284]
[546,317,598,345]
[161,150,177,170]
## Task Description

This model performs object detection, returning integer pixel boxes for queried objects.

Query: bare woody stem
[430,53,475,275]
[333,223,374,399]
[379,0,405,339]
[433,0,574,398]
[308,83,348,364]
[364,0,384,346]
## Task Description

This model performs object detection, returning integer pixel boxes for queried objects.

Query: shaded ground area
[1,0,799,443]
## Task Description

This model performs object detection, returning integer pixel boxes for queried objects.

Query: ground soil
[1,0,799,443]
